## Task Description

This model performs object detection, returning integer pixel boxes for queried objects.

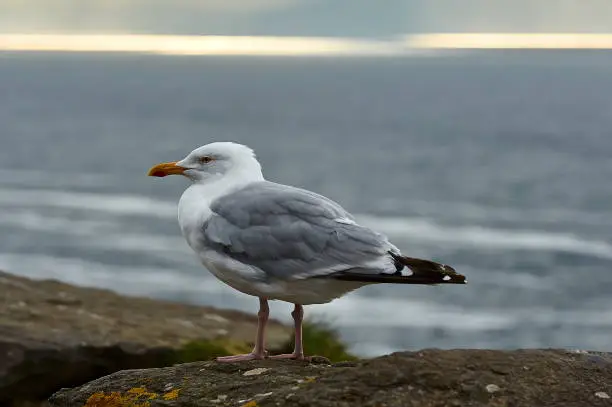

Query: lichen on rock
[50,349,612,407]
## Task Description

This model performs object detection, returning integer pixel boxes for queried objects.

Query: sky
[2,0,612,37]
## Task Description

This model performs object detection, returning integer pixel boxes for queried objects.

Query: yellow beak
[147,161,186,177]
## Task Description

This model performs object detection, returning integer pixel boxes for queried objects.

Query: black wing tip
[437,264,467,284]
[388,252,467,285]
[322,253,467,286]
[330,273,467,285]
[439,271,467,284]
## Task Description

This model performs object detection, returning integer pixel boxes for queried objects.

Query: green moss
[277,321,357,362]
[169,321,356,364]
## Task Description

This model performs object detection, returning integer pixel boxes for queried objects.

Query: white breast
[178,185,212,251]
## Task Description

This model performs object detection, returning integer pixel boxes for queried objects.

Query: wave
[0,211,192,266]
[309,293,612,331]
[357,215,612,260]
[0,253,220,296]
[395,199,612,226]
[0,210,187,249]
[308,295,515,330]
[0,169,115,189]
[0,211,116,235]
[0,188,176,218]
[1,187,610,260]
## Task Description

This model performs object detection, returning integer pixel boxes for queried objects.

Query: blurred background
[1,0,612,357]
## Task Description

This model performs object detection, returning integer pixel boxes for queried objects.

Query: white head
[147,142,263,184]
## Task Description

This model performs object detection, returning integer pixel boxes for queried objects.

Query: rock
[485,383,500,393]
[0,271,291,405]
[242,367,270,376]
[50,349,612,407]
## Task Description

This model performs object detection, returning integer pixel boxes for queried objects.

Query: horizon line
[1,33,612,55]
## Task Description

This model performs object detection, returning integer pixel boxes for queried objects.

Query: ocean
[1,51,611,356]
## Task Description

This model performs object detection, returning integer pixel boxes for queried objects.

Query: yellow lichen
[162,389,180,400]
[127,387,158,399]
[83,387,159,407]
[241,401,258,407]
[84,391,150,407]
[304,376,317,383]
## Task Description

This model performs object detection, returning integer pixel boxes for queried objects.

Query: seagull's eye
[199,156,214,164]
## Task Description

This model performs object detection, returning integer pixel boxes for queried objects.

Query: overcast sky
[2,0,612,37]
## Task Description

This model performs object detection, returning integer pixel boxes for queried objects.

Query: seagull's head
[147,142,262,184]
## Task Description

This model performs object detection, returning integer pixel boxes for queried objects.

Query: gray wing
[201,181,396,280]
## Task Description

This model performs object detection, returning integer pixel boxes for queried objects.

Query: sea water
[1,51,611,355]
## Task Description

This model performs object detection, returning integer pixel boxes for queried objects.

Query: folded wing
[200,181,396,280]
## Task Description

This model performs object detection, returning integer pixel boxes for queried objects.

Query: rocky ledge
[50,349,612,407]
[0,271,291,405]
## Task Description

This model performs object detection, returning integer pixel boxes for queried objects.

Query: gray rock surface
[50,349,612,407]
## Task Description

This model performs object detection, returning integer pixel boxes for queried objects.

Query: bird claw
[268,353,310,361]
[215,351,267,363]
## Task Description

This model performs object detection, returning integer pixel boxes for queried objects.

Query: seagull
[148,142,466,362]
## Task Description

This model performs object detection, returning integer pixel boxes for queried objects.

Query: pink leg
[270,304,308,360]
[216,298,269,362]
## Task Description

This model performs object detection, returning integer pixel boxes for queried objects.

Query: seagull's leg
[270,304,309,360]
[216,297,269,362]
[292,304,305,358]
